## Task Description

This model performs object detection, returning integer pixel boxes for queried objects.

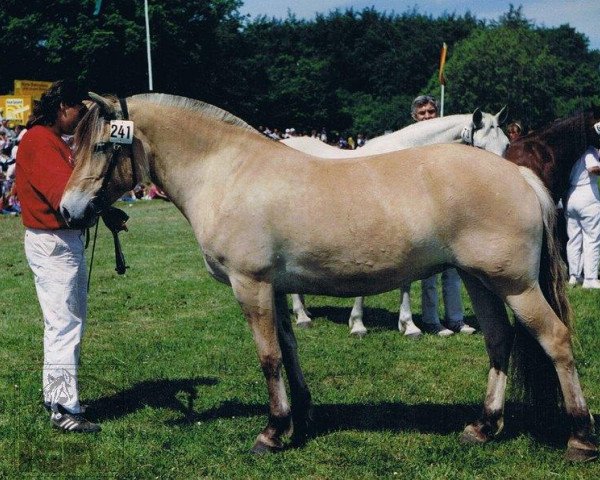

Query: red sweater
[16,126,74,229]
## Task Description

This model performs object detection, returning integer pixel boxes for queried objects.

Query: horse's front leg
[291,294,312,327]
[348,297,367,337]
[398,284,421,338]
[231,275,292,453]
[275,293,313,445]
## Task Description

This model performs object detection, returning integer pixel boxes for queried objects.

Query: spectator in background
[564,146,600,289]
[145,183,169,201]
[0,119,16,139]
[319,127,327,143]
[410,94,475,336]
[507,121,524,143]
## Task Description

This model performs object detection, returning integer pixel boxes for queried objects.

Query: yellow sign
[14,80,53,101]
[0,96,32,125]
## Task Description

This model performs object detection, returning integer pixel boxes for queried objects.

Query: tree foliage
[433,6,600,129]
[0,2,598,134]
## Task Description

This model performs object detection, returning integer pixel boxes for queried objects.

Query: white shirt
[569,146,600,187]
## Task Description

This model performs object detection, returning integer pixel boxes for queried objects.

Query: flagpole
[440,84,445,118]
[438,42,447,118]
[144,0,154,91]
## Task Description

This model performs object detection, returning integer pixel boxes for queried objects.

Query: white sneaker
[447,322,476,334]
[582,279,600,289]
[422,323,454,337]
[568,275,583,286]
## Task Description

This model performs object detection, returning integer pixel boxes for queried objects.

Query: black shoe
[50,405,101,433]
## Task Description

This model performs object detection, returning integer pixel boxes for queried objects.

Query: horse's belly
[273,261,442,297]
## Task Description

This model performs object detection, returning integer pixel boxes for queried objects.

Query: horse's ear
[472,108,483,128]
[496,105,509,125]
[88,92,116,119]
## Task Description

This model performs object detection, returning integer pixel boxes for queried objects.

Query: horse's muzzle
[61,197,105,228]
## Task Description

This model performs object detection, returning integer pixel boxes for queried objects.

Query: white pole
[440,84,445,117]
[144,0,154,91]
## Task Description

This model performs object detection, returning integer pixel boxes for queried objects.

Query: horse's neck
[540,120,588,198]
[387,115,467,146]
[140,120,253,214]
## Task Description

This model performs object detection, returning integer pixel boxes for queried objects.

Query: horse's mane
[73,93,259,163]
[521,109,588,145]
[131,93,258,133]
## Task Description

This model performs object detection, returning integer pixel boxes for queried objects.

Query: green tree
[426,6,600,128]
[0,0,245,100]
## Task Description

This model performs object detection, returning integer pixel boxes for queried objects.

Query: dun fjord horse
[60,93,596,460]
[283,111,510,336]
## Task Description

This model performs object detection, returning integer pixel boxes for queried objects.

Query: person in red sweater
[16,79,100,432]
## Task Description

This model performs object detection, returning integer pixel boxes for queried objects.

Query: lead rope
[87,220,100,292]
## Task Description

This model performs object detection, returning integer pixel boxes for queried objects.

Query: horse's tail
[511,167,572,428]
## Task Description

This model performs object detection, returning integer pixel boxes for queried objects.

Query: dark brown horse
[505,106,600,202]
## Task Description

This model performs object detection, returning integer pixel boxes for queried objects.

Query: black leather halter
[93,98,137,211]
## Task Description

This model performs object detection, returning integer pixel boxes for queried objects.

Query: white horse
[283,111,510,336]
[60,93,596,460]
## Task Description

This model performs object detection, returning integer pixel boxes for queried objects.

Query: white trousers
[565,186,600,280]
[421,268,464,325]
[24,228,87,414]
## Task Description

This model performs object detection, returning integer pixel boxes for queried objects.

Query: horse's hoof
[566,439,598,462]
[404,331,422,339]
[565,446,598,462]
[291,407,314,447]
[350,328,367,338]
[296,320,312,329]
[250,437,283,455]
[459,425,491,445]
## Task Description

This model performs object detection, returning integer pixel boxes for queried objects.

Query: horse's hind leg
[230,276,291,453]
[459,272,514,444]
[398,284,421,337]
[275,293,313,445]
[348,297,367,337]
[291,294,312,327]
[506,287,597,461]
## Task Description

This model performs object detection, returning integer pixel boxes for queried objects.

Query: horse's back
[240,142,542,273]
[280,137,352,158]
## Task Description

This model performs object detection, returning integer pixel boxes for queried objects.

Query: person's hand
[101,207,129,232]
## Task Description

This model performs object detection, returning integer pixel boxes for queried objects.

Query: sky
[239,1,600,51]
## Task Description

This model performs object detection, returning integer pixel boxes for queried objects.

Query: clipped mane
[130,93,257,133]
[73,93,259,165]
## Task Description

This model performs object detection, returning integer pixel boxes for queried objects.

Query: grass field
[1,200,599,479]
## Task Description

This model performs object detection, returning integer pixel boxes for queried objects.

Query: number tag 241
[109,120,134,144]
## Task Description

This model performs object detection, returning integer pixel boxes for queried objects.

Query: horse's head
[60,93,139,228]
[468,107,510,157]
